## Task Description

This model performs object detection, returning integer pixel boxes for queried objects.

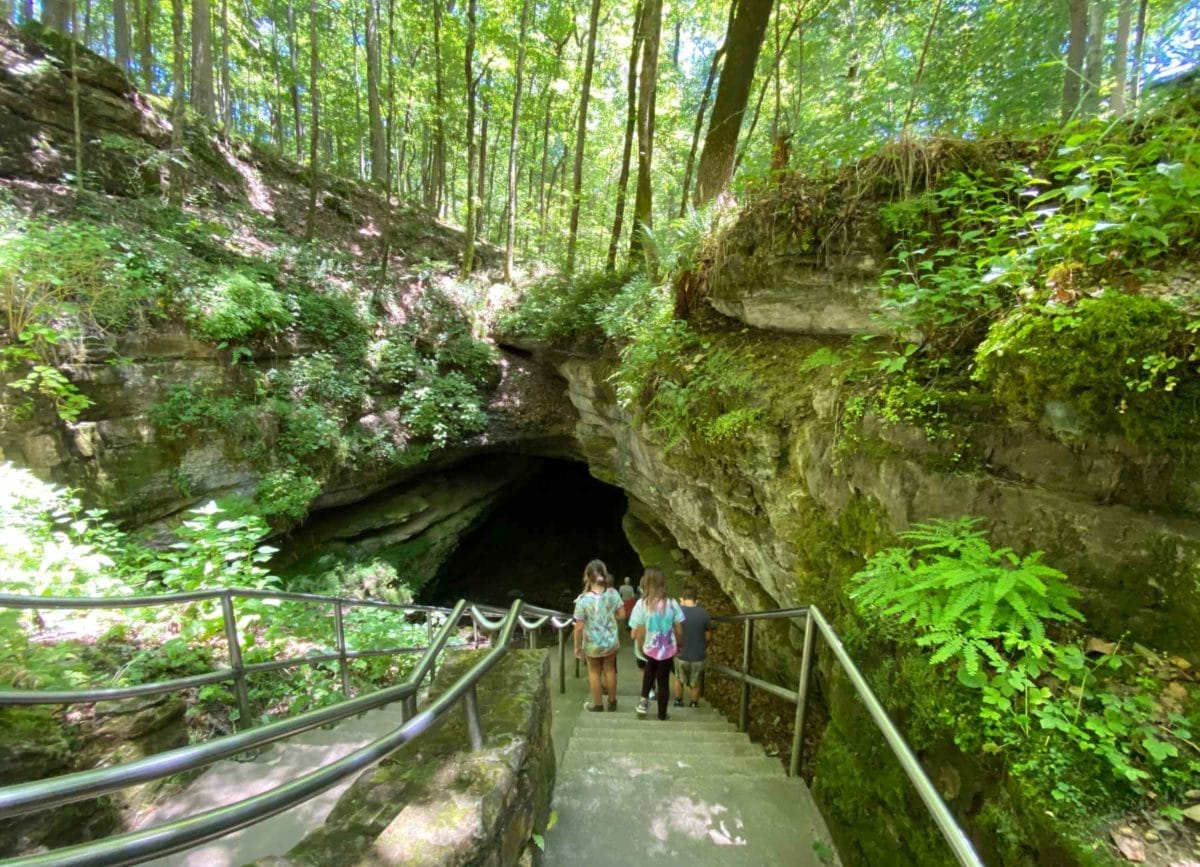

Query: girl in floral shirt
[573,559,625,712]
[629,568,684,721]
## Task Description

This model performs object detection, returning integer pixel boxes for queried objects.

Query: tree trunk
[69,0,82,192]
[733,2,804,177]
[350,0,365,177]
[503,0,531,281]
[114,0,132,72]
[1062,0,1088,119]
[431,0,447,216]
[138,0,154,88]
[565,0,602,275]
[169,0,186,203]
[1111,0,1131,114]
[1129,0,1147,104]
[365,0,386,185]
[287,0,304,157]
[476,90,488,238]
[606,0,642,273]
[629,0,661,267]
[303,0,320,243]
[461,0,478,277]
[270,0,285,144]
[220,0,232,131]
[679,11,728,218]
[191,0,216,121]
[537,37,566,241]
[43,0,69,32]
[1082,0,1106,116]
[693,0,775,206]
[901,0,943,135]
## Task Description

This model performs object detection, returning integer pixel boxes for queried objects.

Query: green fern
[848,517,1083,679]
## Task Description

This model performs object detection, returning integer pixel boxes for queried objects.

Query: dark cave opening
[418,458,643,613]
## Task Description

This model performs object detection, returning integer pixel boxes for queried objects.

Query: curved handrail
[706,604,983,867]
[3,601,527,867]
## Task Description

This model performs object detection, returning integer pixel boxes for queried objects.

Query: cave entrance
[419,458,642,613]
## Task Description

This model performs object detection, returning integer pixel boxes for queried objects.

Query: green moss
[974,292,1200,450]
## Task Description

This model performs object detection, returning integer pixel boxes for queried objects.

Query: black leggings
[641,655,673,720]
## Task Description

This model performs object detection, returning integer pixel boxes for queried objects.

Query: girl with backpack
[628,568,684,721]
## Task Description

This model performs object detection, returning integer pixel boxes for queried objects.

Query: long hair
[640,567,667,610]
[582,559,610,593]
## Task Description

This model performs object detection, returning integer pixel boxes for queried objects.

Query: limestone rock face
[558,357,1200,666]
[706,251,888,336]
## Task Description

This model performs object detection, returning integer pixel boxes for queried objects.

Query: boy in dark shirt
[672,583,712,708]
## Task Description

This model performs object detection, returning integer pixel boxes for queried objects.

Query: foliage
[185,269,292,342]
[973,291,1200,448]
[396,371,488,449]
[498,270,624,346]
[850,518,1083,682]
[256,468,322,524]
[850,516,1199,813]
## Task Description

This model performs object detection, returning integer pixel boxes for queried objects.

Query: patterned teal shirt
[573,588,622,657]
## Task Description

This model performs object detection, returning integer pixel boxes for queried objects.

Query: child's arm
[573,620,585,658]
[631,625,645,654]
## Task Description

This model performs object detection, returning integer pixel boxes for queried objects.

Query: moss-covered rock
[268,649,554,867]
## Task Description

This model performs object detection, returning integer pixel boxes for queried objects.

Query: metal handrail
[3,601,528,867]
[709,605,984,867]
[0,599,467,819]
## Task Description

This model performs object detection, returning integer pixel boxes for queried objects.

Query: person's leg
[640,658,655,700]
[602,653,618,709]
[655,657,671,719]
[586,656,603,708]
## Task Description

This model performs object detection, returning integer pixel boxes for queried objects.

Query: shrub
[367,336,430,388]
[186,270,291,342]
[256,468,321,524]
[397,372,488,448]
[293,288,369,362]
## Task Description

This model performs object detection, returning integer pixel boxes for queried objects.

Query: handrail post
[558,625,566,694]
[528,626,537,649]
[738,619,754,733]
[464,684,483,751]
[333,601,350,700]
[221,591,253,730]
[790,609,816,778]
[427,614,438,678]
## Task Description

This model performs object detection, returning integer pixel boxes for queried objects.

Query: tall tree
[606,0,641,272]
[430,0,447,216]
[503,0,531,281]
[1111,0,1132,113]
[365,0,386,185]
[169,0,186,204]
[138,0,154,89]
[461,0,479,276]
[220,0,232,131]
[303,0,321,242]
[1062,0,1088,119]
[679,3,733,217]
[1082,0,1107,115]
[629,0,661,265]
[191,0,216,121]
[565,0,602,274]
[693,0,775,206]
[1129,0,1148,104]
[113,0,132,73]
[43,0,70,32]
[287,0,304,157]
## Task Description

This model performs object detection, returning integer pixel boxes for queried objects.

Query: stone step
[543,772,838,866]
[560,754,782,779]
[565,740,766,761]
[568,732,756,751]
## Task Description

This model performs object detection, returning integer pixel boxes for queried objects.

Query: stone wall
[265,649,554,867]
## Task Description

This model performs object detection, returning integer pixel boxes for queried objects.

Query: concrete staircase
[542,644,840,866]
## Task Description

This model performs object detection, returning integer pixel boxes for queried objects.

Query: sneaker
[673,699,683,707]
[606,699,618,712]
[689,701,699,708]
[636,699,649,716]
[583,701,604,713]
[658,714,670,722]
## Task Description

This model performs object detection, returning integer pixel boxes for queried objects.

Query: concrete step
[565,740,766,761]
[560,754,783,779]
[543,772,838,866]
[572,715,735,732]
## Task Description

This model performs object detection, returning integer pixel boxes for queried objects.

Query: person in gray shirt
[672,583,712,708]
